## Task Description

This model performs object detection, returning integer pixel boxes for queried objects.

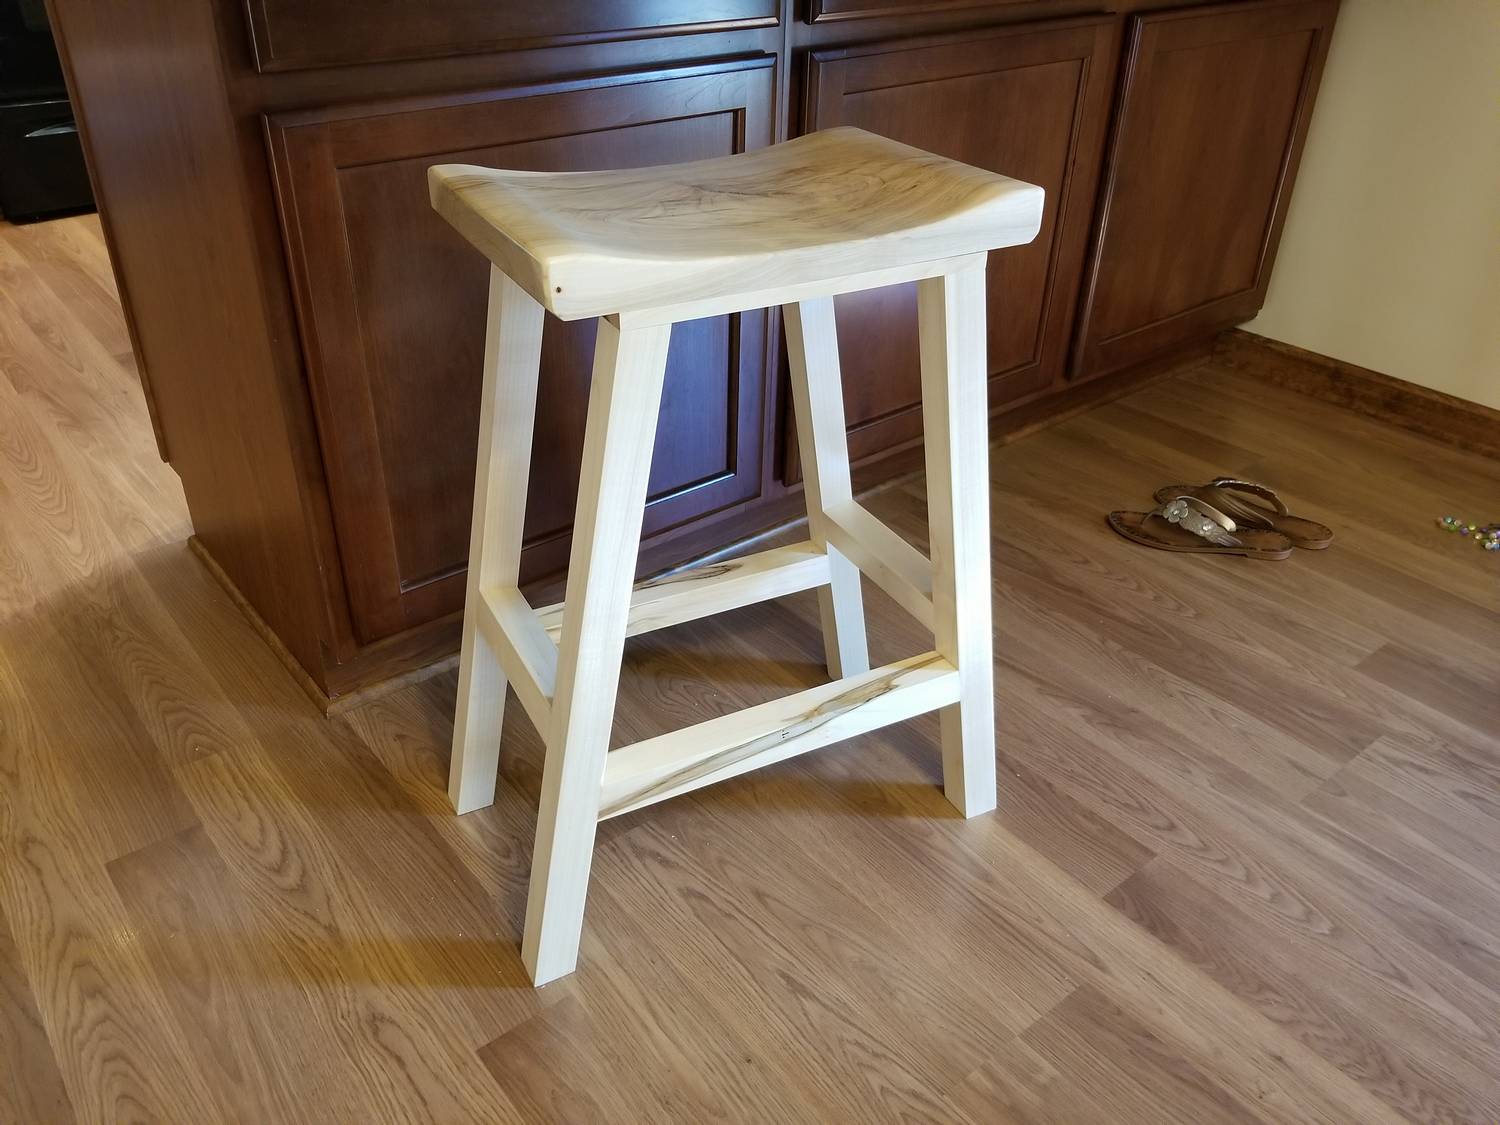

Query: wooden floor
[2,214,1498,1124]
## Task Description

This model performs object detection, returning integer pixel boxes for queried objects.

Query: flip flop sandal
[1152,477,1334,549]
[1108,495,1294,560]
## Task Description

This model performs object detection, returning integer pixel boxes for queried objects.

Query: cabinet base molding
[1218,330,1500,461]
[188,536,339,713]
[189,536,461,715]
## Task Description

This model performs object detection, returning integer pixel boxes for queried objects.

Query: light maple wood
[506,246,1003,981]
[533,541,832,641]
[521,315,673,986]
[474,585,557,734]
[919,263,997,817]
[782,297,870,680]
[823,498,936,630]
[6,213,1500,1123]
[616,251,989,329]
[443,131,1032,983]
[598,652,961,820]
[449,267,546,815]
[429,127,1044,320]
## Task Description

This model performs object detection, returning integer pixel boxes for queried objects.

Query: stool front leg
[917,264,997,818]
[522,315,673,986]
[783,297,870,680]
[451,268,546,815]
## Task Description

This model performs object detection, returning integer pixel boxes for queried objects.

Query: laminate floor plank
[593,820,964,1124]
[0,238,184,546]
[0,651,226,1124]
[1021,983,1269,1125]
[1,214,134,359]
[139,549,550,1051]
[519,891,821,1125]
[988,488,1496,774]
[476,993,676,1125]
[1348,732,1500,833]
[993,761,1158,897]
[769,732,1409,1125]
[1108,859,1500,1124]
[1357,643,1500,736]
[172,745,530,1125]
[0,905,76,1125]
[938,1037,1119,1125]
[3,213,1497,1122]
[6,608,199,864]
[998,650,1500,1081]
[1301,770,1500,920]
[105,826,336,1123]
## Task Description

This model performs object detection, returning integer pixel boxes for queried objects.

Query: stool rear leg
[450,268,546,815]
[917,265,997,817]
[522,315,673,986]
[783,297,870,680]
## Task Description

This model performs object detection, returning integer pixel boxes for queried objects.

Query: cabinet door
[798,17,1116,472]
[267,60,775,643]
[1072,0,1338,379]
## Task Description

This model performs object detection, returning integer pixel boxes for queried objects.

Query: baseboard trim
[190,535,466,716]
[188,536,336,712]
[1217,330,1500,461]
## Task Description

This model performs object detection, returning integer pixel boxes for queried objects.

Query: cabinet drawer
[0,99,94,221]
[808,0,1043,24]
[245,0,778,72]
[267,59,776,642]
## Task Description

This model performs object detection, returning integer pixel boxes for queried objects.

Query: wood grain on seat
[428,126,1045,320]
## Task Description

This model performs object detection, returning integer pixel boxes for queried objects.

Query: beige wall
[1250,0,1500,410]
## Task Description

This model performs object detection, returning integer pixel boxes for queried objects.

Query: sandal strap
[1208,477,1289,519]
[1154,495,1241,547]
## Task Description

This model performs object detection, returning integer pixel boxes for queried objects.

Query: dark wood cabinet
[267,60,776,642]
[1072,0,1338,378]
[808,0,1041,22]
[799,17,1116,471]
[245,0,778,71]
[50,0,1339,703]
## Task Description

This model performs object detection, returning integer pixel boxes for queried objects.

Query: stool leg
[783,297,870,679]
[451,267,546,815]
[522,315,673,985]
[917,264,997,817]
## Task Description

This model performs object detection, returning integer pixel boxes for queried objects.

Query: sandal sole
[1107,511,1294,561]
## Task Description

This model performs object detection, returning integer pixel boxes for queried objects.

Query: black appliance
[0,0,93,222]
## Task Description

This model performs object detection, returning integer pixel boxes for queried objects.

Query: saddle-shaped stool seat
[429,126,1044,321]
[431,126,1043,985]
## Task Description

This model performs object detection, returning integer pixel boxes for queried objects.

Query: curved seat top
[428,126,1044,322]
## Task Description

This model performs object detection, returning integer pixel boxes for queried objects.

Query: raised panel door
[267,60,776,641]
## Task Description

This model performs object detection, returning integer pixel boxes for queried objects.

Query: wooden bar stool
[429,127,1043,986]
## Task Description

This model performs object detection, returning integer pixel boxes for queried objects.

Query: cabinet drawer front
[808,0,1041,24]
[245,1,778,72]
[1073,0,1339,379]
[798,17,1115,473]
[268,60,776,642]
